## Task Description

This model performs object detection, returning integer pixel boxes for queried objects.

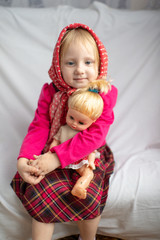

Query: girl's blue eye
[67,61,74,66]
[85,60,92,65]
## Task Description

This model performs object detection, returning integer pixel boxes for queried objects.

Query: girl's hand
[17,158,44,185]
[29,151,61,176]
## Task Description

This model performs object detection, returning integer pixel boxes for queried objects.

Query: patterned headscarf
[46,23,108,149]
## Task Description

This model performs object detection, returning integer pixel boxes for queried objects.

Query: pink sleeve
[51,85,118,168]
[18,83,55,160]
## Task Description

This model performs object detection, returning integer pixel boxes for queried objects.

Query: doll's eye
[79,121,84,125]
[70,116,74,120]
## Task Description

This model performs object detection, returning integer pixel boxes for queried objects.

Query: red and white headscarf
[46,23,108,148]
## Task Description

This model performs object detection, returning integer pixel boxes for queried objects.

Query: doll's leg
[71,165,94,199]
[32,218,54,240]
[87,151,96,170]
[77,215,101,240]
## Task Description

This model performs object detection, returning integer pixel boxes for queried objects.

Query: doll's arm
[49,128,61,149]
[49,138,60,149]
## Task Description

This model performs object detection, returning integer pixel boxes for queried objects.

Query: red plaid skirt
[10,145,114,223]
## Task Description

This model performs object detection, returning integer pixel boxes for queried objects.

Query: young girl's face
[61,40,99,89]
[66,108,95,131]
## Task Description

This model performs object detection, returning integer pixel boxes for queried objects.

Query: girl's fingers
[31,175,45,185]
[28,159,33,165]
[28,165,38,174]
[28,159,39,168]
[27,159,45,177]
[36,168,45,176]
[26,173,44,185]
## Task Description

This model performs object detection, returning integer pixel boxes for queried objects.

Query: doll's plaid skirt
[11,145,114,223]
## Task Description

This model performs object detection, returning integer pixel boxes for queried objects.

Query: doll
[49,79,111,199]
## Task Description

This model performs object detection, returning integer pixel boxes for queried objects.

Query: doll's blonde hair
[59,28,100,70]
[68,80,111,120]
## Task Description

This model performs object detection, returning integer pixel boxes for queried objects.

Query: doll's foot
[71,187,87,199]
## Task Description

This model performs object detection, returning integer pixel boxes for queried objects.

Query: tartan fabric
[11,145,114,223]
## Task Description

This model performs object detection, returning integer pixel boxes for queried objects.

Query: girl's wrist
[47,151,61,169]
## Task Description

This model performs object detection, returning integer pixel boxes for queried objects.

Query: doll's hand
[30,151,61,176]
[17,158,44,185]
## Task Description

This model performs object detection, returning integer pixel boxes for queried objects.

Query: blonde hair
[59,28,100,70]
[68,80,111,120]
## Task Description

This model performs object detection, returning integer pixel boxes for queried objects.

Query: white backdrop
[0,2,160,240]
[0,0,160,9]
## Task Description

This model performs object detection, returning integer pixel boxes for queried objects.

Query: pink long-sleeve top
[18,83,118,168]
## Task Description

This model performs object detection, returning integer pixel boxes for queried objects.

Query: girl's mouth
[74,78,87,81]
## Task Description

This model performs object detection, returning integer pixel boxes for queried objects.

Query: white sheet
[0,0,160,10]
[0,2,160,240]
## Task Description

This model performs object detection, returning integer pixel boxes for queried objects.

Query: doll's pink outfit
[11,23,118,223]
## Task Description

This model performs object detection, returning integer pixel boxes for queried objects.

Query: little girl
[11,23,118,240]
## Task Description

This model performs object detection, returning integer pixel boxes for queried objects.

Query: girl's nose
[75,64,84,75]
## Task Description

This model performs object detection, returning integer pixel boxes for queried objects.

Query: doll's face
[60,40,98,89]
[66,108,95,131]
